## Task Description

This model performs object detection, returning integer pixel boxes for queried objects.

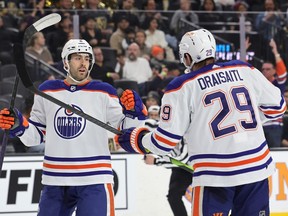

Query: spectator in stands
[30,0,46,19]
[112,0,140,30]
[26,32,54,65]
[145,17,175,61]
[109,15,130,55]
[79,0,113,45]
[227,1,254,32]
[145,90,161,109]
[115,42,152,84]
[261,38,287,148]
[147,62,181,97]
[81,16,106,47]
[214,0,236,10]
[46,14,72,62]
[121,27,136,50]
[198,0,225,31]
[0,16,17,64]
[254,0,284,41]
[148,105,160,121]
[139,0,169,32]
[90,47,120,85]
[149,45,170,70]
[169,0,199,37]
[53,0,74,16]
[135,30,151,60]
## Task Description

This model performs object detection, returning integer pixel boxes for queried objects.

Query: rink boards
[0,150,287,216]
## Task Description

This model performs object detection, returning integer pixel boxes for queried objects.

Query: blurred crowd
[0,0,288,152]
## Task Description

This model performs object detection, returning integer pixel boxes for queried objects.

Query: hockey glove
[114,127,150,154]
[0,108,29,137]
[120,90,148,120]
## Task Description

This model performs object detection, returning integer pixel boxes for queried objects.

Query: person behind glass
[112,0,140,30]
[0,39,147,216]
[121,27,136,51]
[115,29,286,215]
[169,0,199,38]
[261,38,287,148]
[135,29,151,60]
[139,0,169,33]
[147,62,181,98]
[26,32,54,65]
[109,15,130,55]
[227,1,254,32]
[79,0,113,46]
[198,0,225,31]
[145,17,175,61]
[80,16,105,47]
[115,42,153,84]
[46,14,73,62]
[254,0,284,41]
[90,46,120,85]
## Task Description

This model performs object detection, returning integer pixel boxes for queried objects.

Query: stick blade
[23,13,61,49]
[13,43,34,88]
[33,13,61,32]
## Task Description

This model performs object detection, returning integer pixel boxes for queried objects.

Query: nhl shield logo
[54,104,86,139]
[259,211,265,216]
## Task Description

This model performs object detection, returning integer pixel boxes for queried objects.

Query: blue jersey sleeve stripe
[29,119,46,128]
[157,127,182,140]
[44,155,111,162]
[260,96,285,110]
[43,170,113,177]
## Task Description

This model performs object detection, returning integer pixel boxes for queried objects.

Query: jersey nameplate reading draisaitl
[197,69,244,90]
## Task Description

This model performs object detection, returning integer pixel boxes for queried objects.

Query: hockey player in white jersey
[0,39,147,216]
[115,29,287,216]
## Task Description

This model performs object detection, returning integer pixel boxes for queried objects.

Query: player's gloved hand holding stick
[0,108,29,137]
[115,127,150,154]
[119,89,148,120]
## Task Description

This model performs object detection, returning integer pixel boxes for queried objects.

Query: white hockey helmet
[61,39,95,82]
[179,29,216,73]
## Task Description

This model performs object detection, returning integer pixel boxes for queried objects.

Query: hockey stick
[13,44,194,174]
[0,13,61,174]
[0,70,19,174]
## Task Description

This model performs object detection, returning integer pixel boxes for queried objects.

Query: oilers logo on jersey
[54,104,86,139]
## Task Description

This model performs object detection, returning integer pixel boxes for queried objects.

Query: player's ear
[63,61,69,70]
[184,53,192,65]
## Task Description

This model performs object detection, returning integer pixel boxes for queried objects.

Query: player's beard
[71,66,88,82]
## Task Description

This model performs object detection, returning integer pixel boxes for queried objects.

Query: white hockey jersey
[142,60,286,187]
[20,79,140,186]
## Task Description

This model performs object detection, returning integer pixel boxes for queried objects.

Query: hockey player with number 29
[115,29,286,216]
[0,39,147,216]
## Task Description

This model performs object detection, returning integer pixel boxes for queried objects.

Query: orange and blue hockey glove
[0,108,29,137]
[114,127,150,154]
[120,89,148,120]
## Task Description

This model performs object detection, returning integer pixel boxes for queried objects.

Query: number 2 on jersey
[204,86,257,139]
